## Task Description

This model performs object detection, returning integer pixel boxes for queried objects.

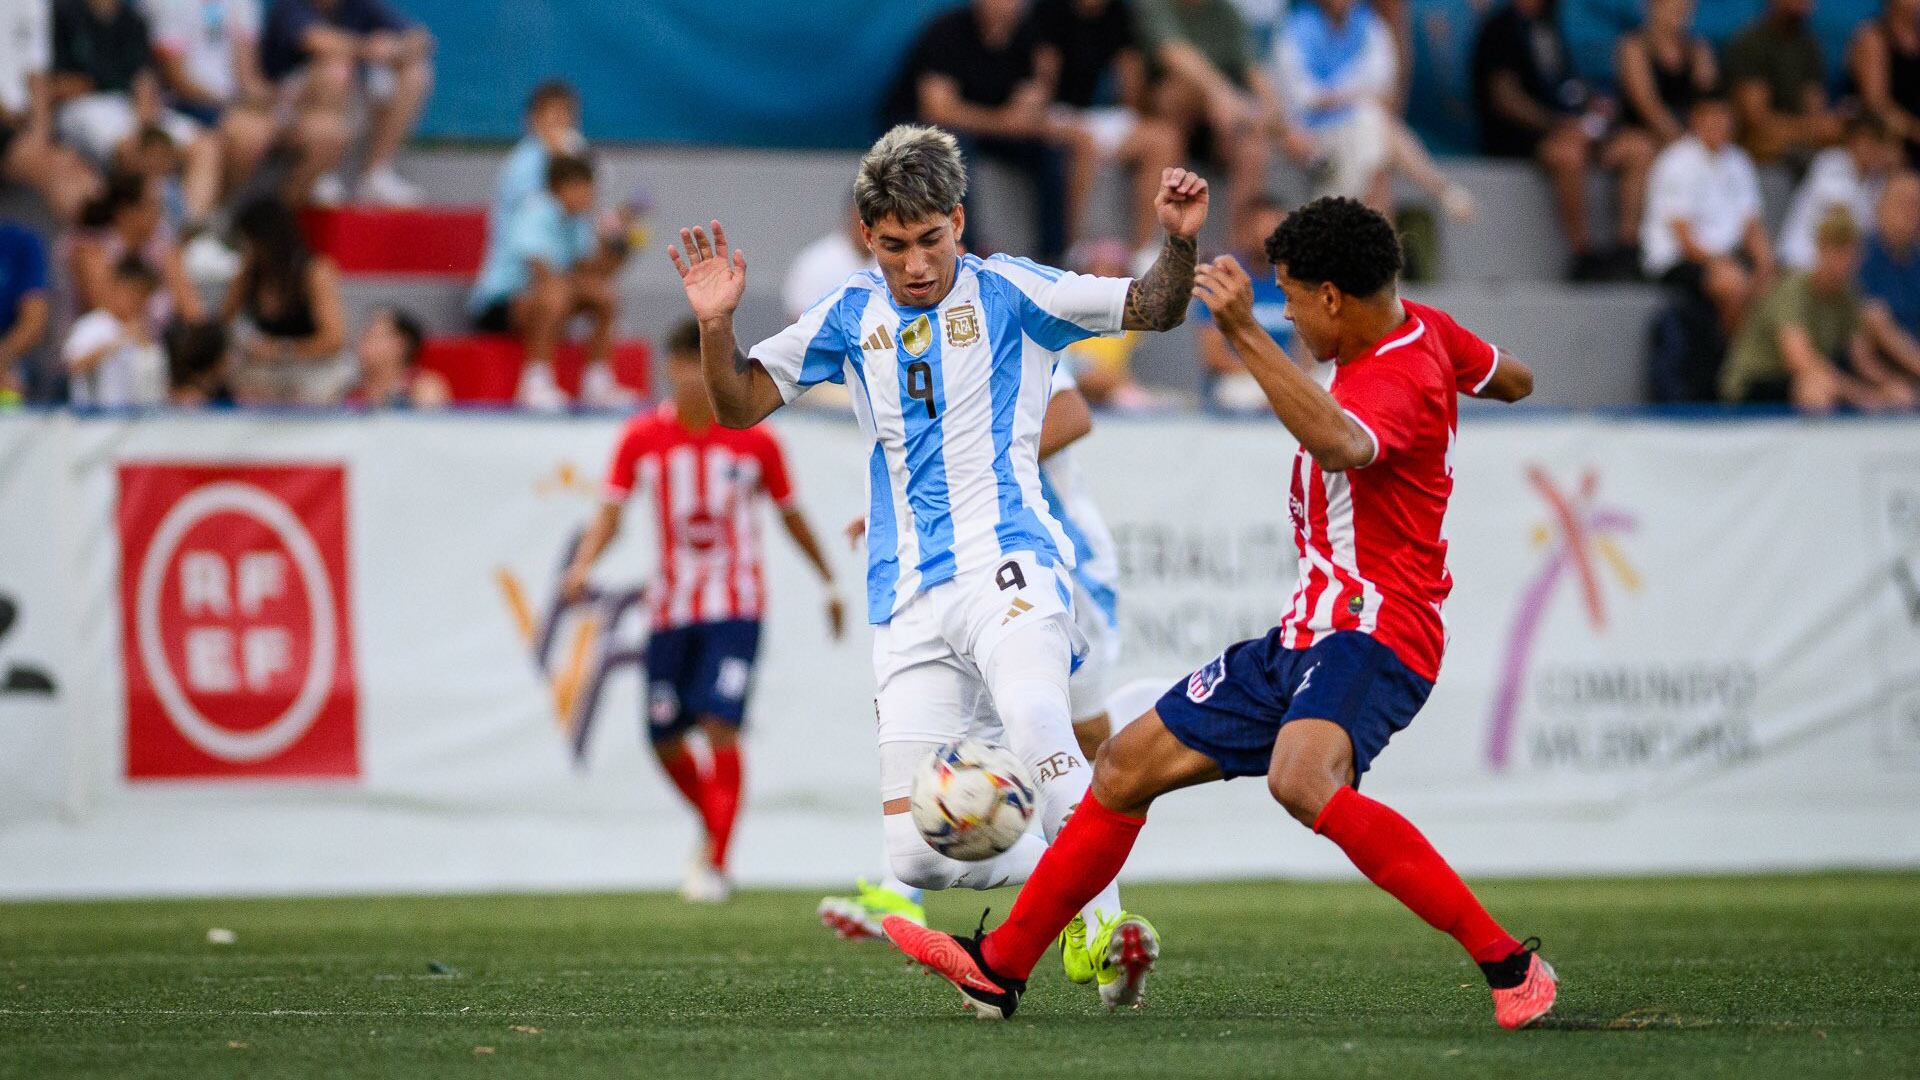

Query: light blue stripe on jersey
[1040,471,1119,627]
[800,289,867,388]
[895,305,958,586]
[1000,254,1062,282]
[864,441,900,623]
[980,274,1061,560]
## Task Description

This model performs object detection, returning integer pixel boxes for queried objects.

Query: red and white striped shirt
[603,404,795,630]
[1278,301,1495,681]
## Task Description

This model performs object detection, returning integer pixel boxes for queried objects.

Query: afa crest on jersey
[901,314,933,356]
[944,303,980,346]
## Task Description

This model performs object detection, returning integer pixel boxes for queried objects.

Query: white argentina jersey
[751,253,1131,623]
[1041,365,1120,629]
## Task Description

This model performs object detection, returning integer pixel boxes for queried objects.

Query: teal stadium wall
[408,0,1877,150]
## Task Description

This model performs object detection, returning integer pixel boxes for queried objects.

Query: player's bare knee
[1089,746,1154,816]
[1264,767,1321,826]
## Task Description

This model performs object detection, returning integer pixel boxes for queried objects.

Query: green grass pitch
[3,873,1916,1079]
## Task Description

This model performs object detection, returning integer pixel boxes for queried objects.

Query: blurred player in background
[668,124,1204,1007]
[818,361,1124,993]
[563,319,845,902]
[889,197,1557,1029]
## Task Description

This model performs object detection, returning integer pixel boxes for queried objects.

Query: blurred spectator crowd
[1,0,444,409]
[4,0,1920,414]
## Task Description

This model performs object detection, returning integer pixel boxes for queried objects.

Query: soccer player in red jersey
[886,197,1557,1029]
[564,319,845,902]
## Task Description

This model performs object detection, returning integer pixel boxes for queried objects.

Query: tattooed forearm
[1122,233,1198,331]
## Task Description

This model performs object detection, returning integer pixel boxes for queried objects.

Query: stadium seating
[415,335,652,403]
[300,206,488,276]
[364,146,1807,407]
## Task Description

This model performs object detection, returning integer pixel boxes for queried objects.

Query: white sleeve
[26,1,51,70]
[63,313,119,365]
[1645,149,1692,233]
[233,0,262,39]
[1734,152,1764,223]
[1356,17,1397,102]
[147,0,191,52]
[984,255,1131,347]
[1271,31,1316,123]
[748,283,861,404]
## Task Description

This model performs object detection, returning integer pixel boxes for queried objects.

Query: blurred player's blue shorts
[1155,629,1433,783]
[644,619,762,743]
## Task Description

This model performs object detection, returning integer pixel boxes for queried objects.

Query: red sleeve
[602,418,651,501]
[1332,363,1428,467]
[754,428,795,507]
[1426,306,1500,396]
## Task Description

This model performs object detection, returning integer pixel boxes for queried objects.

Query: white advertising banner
[0,410,1916,897]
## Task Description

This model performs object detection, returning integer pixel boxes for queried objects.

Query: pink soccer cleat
[882,914,1026,1020]
[1489,941,1558,1030]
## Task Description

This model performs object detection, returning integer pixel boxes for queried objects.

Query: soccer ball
[910,738,1038,861]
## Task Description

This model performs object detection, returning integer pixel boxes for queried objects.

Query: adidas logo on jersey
[1000,597,1034,625]
[861,326,894,352]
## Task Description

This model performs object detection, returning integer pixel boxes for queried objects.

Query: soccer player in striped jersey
[563,320,845,903]
[887,197,1558,1030]
[669,124,1206,1007]
[817,361,1128,992]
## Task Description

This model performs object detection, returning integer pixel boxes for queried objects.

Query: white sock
[880,870,924,905]
[883,811,1047,891]
[985,617,1124,927]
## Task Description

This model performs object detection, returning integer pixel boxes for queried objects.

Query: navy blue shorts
[1156,630,1433,783]
[644,619,762,743]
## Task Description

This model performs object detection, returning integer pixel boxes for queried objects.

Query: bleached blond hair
[853,124,967,227]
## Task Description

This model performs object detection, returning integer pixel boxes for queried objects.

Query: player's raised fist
[1154,167,1209,240]
[1192,255,1255,328]
[668,220,748,324]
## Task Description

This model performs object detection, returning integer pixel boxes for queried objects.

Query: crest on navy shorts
[1187,652,1228,703]
[944,303,980,346]
[901,314,933,356]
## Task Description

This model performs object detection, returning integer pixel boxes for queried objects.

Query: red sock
[704,744,743,871]
[981,796,1145,981]
[658,746,709,819]
[1313,786,1520,964]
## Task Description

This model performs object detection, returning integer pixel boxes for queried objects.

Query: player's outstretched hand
[1193,255,1255,329]
[668,220,747,323]
[1154,168,1209,240]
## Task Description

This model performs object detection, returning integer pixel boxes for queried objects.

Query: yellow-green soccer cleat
[1059,913,1094,985]
[1089,911,1160,1010]
[816,879,926,941]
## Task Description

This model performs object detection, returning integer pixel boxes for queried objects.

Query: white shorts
[1068,579,1120,724]
[56,94,201,163]
[1312,100,1392,201]
[1081,107,1140,158]
[872,550,1087,752]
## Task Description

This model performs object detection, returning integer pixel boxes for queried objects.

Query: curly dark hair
[1263,196,1402,298]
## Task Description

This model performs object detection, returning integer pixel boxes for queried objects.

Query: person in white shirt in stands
[1642,91,1775,333]
[1778,112,1904,271]
[1272,0,1472,221]
[145,0,324,239]
[0,1,99,222]
[782,202,876,322]
[65,254,166,406]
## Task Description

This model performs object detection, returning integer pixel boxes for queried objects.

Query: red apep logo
[118,464,359,780]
